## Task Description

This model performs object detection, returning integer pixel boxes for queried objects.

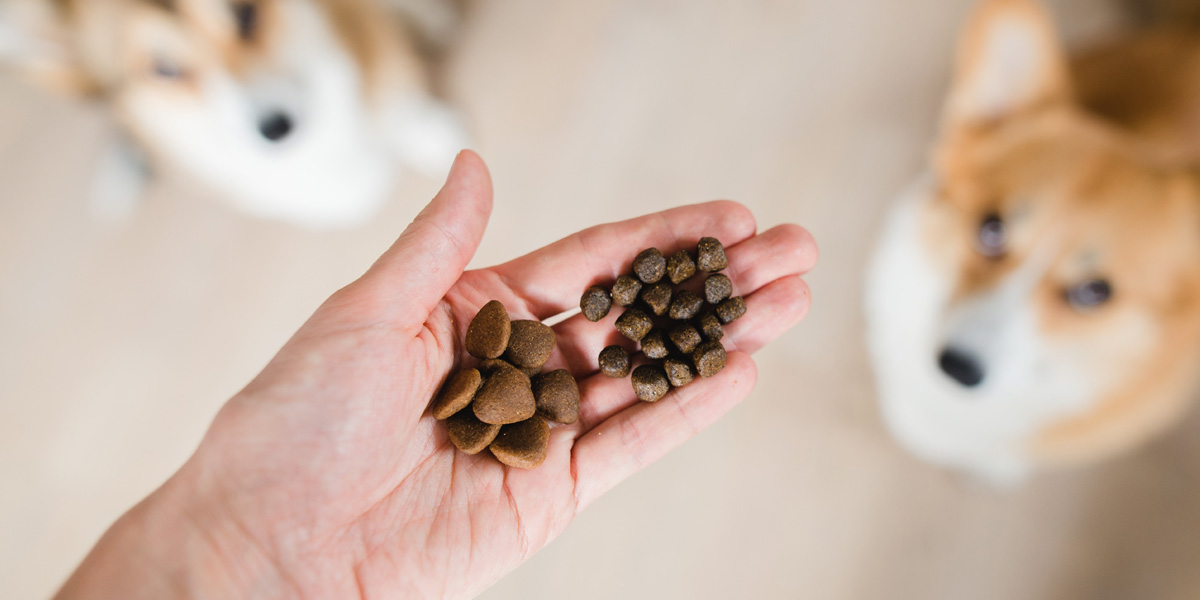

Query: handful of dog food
[430,300,580,469]
[582,237,746,402]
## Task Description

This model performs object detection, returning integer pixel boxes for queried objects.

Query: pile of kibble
[428,237,743,470]
[579,237,746,402]
[429,300,579,469]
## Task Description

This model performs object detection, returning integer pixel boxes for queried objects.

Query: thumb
[354,150,493,325]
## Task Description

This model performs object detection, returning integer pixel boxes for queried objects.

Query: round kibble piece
[616,308,654,342]
[533,369,580,424]
[505,320,556,369]
[716,297,747,325]
[473,366,536,425]
[446,409,501,455]
[580,286,613,322]
[465,300,511,359]
[669,290,704,321]
[632,365,671,403]
[641,281,673,316]
[612,275,643,306]
[697,237,728,272]
[490,417,550,469]
[693,340,728,378]
[431,368,482,420]
[599,345,632,378]
[704,273,733,305]
[669,323,703,354]
[633,248,667,284]
[664,358,695,388]
[666,250,697,284]
[696,312,725,341]
[642,329,671,360]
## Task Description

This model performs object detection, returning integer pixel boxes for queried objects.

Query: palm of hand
[175,152,816,599]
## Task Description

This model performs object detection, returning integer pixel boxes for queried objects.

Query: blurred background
[5,0,1200,598]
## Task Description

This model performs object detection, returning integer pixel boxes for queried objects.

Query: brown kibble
[642,281,673,316]
[490,417,551,469]
[642,329,671,360]
[446,409,501,455]
[533,369,580,424]
[632,365,671,402]
[580,286,613,322]
[505,320,556,369]
[716,297,747,325]
[431,368,482,420]
[478,358,509,374]
[696,312,725,341]
[473,366,536,425]
[666,250,697,284]
[704,274,733,305]
[612,275,643,307]
[599,345,632,378]
[669,323,703,354]
[633,248,667,284]
[465,300,511,359]
[669,290,704,321]
[697,237,728,272]
[693,340,728,378]
[664,358,695,388]
[477,358,538,379]
[616,308,654,342]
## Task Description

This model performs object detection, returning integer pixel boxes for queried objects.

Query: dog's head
[0,0,425,226]
[923,0,1200,456]
[3,0,404,142]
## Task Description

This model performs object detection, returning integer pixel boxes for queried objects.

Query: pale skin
[55,151,817,599]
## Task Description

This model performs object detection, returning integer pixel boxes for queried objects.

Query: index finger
[491,200,757,319]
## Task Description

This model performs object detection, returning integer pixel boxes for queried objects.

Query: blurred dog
[0,0,466,228]
[866,0,1200,483]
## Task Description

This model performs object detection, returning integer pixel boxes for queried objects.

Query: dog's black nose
[938,348,985,388]
[258,111,294,142]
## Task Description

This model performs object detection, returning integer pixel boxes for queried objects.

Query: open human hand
[57,151,817,599]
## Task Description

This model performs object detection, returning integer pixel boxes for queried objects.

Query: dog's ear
[0,0,95,96]
[943,0,1071,128]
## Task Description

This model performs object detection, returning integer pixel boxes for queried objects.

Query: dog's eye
[233,2,258,41]
[976,213,1008,258]
[1066,279,1113,310]
[152,57,186,80]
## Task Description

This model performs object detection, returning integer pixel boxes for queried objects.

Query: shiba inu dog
[865,0,1200,483]
[0,0,466,227]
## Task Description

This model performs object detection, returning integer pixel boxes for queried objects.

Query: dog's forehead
[109,0,280,66]
[1070,178,1199,257]
[973,123,1189,219]
[118,0,246,29]
[63,0,182,14]
[944,115,1200,294]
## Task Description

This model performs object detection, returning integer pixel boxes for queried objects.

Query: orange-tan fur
[0,0,465,227]
[951,2,1200,466]
[935,112,1200,465]
[39,0,425,107]
[867,0,1200,479]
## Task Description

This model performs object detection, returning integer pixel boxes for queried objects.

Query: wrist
[55,462,289,600]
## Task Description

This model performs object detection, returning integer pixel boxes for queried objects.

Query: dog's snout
[258,111,295,142]
[938,348,985,388]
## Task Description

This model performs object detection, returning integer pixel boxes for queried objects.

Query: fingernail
[445,150,479,183]
[444,151,466,183]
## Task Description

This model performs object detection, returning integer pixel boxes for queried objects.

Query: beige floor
[4,1,1200,598]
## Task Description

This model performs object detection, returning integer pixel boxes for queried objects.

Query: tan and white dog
[0,0,466,228]
[866,0,1200,483]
